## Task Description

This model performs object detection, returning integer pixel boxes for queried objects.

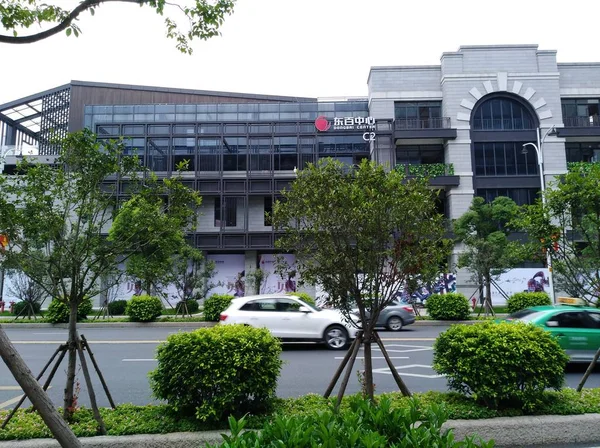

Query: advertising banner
[206,254,246,297]
[491,268,550,305]
[258,254,298,294]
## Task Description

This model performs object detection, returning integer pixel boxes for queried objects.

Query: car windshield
[507,309,546,322]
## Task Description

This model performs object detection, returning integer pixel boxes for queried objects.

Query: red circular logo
[314,116,330,132]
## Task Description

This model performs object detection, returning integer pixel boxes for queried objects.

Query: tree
[518,164,600,304]
[454,196,528,313]
[6,269,48,318]
[109,167,202,297]
[272,159,450,401]
[0,130,201,429]
[0,0,236,54]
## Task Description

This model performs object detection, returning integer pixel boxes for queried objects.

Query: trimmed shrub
[215,396,493,448]
[433,321,568,410]
[175,299,200,314]
[426,293,471,320]
[107,300,128,316]
[126,295,163,322]
[203,294,234,321]
[149,324,282,422]
[506,292,551,314]
[287,291,316,306]
[45,297,94,324]
[12,300,42,316]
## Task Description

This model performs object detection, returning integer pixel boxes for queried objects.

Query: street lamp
[522,126,558,303]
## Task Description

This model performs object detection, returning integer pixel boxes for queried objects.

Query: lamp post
[522,126,558,304]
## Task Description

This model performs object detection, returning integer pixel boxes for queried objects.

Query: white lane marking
[122,359,157,362]
[0,387,52,409]
[373,344,433,353]
[32,333,68,335]
[335,356,409,360]
[0,386,24,391]
[373,364,444,379]
[380,338,436,341]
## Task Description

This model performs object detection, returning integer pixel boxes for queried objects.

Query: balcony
[395,163,459,187]
[558,116,600,138]
[393,117,457,141]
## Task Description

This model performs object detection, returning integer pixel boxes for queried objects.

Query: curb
[1,414,599,447]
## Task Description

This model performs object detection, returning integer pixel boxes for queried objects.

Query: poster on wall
[206,254,246,297]
[491,268,550,305]
[258,254,298,294]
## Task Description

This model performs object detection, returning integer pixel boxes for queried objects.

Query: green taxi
[504,297,600,363]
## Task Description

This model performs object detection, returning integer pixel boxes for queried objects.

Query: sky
[1,0,600,105]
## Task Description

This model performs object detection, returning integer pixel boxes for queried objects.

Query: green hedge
[45,297,93,324]
[506,292,552,314]
[433,321,569,410]
[215,396,492,448]
[107,300,128,316]
[2,389,600,441]
[426,293,471,320]
[149,324,282,422]
[203,294,234,321]
[126,295,163,322]
[12,301,42,316]
[287,291,315,306]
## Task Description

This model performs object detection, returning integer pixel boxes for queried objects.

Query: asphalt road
[0,325,598,410]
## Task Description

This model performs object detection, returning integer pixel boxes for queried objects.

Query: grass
[1,388,599,441]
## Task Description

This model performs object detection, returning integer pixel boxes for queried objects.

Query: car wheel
[324,325,349,350]
[386,316,404,331]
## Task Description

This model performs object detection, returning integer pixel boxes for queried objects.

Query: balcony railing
[394,117,452,130]
[395,163,455,177]
[563,116,600,127]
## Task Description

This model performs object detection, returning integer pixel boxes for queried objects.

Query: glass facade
[474,142,538,176]
[90,101,377,175]
[471,97,535,130]
[476,188,539,206]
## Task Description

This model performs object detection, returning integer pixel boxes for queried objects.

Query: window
[222,137,247,171]
[471,97,534,130]
[562,99,600,126]
[565,142,600,163]
[394,101,441,128]
[240,299,277,311]
[96,125,119,136]
[547,312,590,328]
[474,142,537,176]
[264,196,273,226]
[249,138,272,171]
[396,145,444,166]
[276,299,301,312]
[214,197,237,227]
[477,188,540,206]
[198,138,220,171]
[147,138,169,171]
[172,137,195,171]
[274,136,297,170]
[587,312,600,329]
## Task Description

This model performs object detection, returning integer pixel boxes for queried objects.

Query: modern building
[1,44,599,299]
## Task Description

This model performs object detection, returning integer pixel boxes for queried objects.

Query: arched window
[471,96,535,130]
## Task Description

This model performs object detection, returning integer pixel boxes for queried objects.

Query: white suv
[219,294,357,350]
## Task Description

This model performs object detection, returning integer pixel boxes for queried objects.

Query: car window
[508,309,544,321]
[547,312,590,328]
[240,299,277,312]
[276,299,302,312]
[586,311,600,329]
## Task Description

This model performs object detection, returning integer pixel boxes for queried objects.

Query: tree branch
[0,0,149,44]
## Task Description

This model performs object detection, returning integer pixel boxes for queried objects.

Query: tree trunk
[484,275,493,316]
[363,326,375,400]
[63,301,78,421]
[0,327,82,447]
